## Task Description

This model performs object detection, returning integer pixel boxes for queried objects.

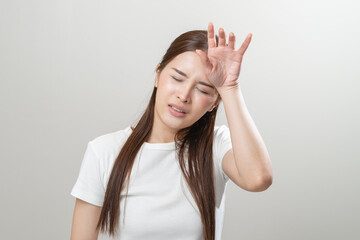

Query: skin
[70,199,101,240]
[195,23,252,89]
[147,51,219,143]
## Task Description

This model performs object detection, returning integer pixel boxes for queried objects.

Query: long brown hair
[97,30,220,240]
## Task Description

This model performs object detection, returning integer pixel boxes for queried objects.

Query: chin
[163,117,191,131]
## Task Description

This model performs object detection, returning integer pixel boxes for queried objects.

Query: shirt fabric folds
[71,125,232,240]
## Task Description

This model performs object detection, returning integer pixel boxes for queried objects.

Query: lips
[168,104,187,114]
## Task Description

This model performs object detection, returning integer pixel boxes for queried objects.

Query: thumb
[195,49,213,72]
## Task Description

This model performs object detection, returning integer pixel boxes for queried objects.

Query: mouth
[168,104,186,113]
[168,104,187,117]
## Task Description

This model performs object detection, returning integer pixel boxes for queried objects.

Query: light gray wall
[1,0,359,239]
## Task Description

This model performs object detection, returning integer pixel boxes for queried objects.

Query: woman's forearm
[219,86,273,188]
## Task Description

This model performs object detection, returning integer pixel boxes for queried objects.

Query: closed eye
[171,76,183,82]
[197,87,208,95]
[172,76,208,95]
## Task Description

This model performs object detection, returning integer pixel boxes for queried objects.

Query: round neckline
[127,126,177,150]
[142,141,176,150]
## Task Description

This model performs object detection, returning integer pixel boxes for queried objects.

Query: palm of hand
[196,22,252,90]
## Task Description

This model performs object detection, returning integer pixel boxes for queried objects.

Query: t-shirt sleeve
[71,141,105,207]
[214,125,233,183]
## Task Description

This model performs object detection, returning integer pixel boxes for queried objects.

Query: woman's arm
[219,86,273,191]
[196,22,273,191]
[70,198,102,240]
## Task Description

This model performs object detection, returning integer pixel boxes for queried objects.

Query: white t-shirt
[71,125,232,240]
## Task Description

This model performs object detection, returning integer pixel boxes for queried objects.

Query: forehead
[169,51,202,69]
[166,52,209,81]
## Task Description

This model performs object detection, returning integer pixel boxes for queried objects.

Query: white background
[1,0,359,239]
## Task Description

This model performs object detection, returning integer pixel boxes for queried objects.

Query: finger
[228,32,235,49]
[218,28,226,47]
[207,22,216,49]
[195,49,213,71]
[237,33,252,56]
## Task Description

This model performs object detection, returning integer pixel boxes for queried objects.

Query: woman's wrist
[217,84,241,98]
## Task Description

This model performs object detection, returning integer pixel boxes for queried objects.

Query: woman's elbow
[246,173,273,192]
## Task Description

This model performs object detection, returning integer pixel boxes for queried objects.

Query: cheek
[194,95,216,110]
[159,77,177,93]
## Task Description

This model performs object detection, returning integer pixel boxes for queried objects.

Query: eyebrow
[172,67,214,89]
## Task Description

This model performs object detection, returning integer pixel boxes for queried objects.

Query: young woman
[70,22,273,240]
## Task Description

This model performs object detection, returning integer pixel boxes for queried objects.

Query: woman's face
[153,51,219,137]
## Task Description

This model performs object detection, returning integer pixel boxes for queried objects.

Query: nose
[177,85,192,103]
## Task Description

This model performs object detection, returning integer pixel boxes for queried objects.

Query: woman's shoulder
[88,126,133,157]
[213,124,232,151]
[214,124,229,136]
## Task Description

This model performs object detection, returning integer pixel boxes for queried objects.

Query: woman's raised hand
[196,22,252,92]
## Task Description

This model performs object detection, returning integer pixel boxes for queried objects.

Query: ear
[155,63,160,88]
[208,95,221,112]
[208,104,216,112]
